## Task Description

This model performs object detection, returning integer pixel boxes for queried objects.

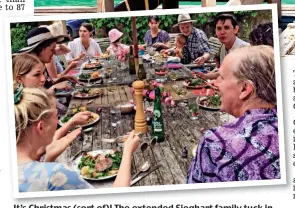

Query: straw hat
[17,26,69,54]
[108,29,123,43]
[174,13,196,27]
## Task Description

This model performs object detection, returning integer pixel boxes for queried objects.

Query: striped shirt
[66,38,102,67]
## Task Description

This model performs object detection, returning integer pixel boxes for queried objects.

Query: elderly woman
[15,86,139,192]
[188,46,279,182]
[66,23,102,67]
[144,15,170,51]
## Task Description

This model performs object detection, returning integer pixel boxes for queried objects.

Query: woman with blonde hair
[15,86,139,192]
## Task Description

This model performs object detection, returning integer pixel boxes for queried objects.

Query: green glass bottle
[152,87,165,143]
[129,45,136,75]
[137,57,146,80]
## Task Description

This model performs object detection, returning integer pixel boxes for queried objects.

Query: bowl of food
[115,101,134,114]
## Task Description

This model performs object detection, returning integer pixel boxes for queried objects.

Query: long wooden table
[58,80,232,188]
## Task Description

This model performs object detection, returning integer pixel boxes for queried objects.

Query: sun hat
[17,26,69,54]
[173,13,197,27]
[108,29,123,43]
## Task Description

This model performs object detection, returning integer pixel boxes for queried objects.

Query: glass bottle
[151,87,165,143]
[137,57,146,80]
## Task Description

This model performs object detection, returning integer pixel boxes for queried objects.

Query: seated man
[188,45,279,183]
[198,13,250,80]
[175,13,211,66]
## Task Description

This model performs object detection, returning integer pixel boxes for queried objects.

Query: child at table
[162,34,191,64]
[107,29,130,61]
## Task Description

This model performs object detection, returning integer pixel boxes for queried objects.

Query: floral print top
[187,108,280,183]
[18,161,93,192]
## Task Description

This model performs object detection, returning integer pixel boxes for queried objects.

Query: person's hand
[123,130,140,155]
[68,60,79,69]
[44,128,82,162]
[70,111,92,126]
[194,56,206,66]
[55,44,71,55]
[194,71,206,79]
[78,52,87,60]
[50,81,72,93]
[55,75,79,84]
[153,42,163,48]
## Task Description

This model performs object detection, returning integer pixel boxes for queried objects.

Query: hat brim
[173,20,197,27]
[16,34,70,54]
[110,31,123,43]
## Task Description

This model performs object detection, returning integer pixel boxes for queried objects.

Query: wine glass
[168,70,179,88]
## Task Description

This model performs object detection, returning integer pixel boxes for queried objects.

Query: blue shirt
[18,161,93,192]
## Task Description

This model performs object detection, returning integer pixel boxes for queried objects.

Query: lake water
[34,0,294,7]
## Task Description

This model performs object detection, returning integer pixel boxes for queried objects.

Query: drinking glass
[110,101,122,138]
[188,93,200,120]
[174,84,187,107]
[106,80,117,94]
[168,70,179,88]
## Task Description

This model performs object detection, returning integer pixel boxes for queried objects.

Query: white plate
[58,113,100,127]
[72,149,119,181]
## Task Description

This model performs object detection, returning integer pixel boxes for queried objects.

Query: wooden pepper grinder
[133,80,147,134]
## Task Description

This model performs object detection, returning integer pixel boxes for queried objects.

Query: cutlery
[69,147,91,162]
[131,161,151,180]
[87,100,94,104]
[130,164,161,186]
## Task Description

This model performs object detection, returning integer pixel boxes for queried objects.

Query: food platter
[58,110,100,127]
[72,149,122,180]
[73,88,104,99]
[199,94,221,111]
[183,78,207,89]
[83,62,102,70]
[78,72,101,81]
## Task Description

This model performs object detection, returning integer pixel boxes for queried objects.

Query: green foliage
[10,22,39,53]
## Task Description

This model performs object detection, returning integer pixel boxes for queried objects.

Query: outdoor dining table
[58,75,233,188]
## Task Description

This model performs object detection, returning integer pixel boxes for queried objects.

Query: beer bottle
[137,57,146,80]
[152,87,165,143]
[129,45,136,75]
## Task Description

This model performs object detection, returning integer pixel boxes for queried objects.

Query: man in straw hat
[175,13,211,66]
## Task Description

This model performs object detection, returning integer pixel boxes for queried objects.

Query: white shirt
[219,37,250,64]
[66,38,102,67]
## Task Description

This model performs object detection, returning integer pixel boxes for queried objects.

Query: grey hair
[232,45,276,105]
[14,85,55,143]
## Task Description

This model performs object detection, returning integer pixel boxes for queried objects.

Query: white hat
[174,13,196,27]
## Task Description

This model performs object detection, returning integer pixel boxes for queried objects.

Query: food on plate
[84,62,102,69]
[154,68,166,75]
[91,72,100,79]
[200,93,221,108]
[184,78,206,88]
[79,73,91,80]
[74,88,104,98]
[77,150,122,179]
[60,106,99,125]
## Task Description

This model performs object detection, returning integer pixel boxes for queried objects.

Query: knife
[130,164,161,186]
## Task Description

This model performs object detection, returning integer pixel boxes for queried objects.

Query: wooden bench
[208,36,222,62]
[96,37,111,52]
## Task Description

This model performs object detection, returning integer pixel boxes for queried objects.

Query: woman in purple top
[144,16,170,52]
[188,45,280,183]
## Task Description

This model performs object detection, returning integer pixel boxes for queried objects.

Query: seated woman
[66,23,102,67]
[188,46,279,183]
[106,28,129,61]
[162,34,191,64]
[16,26,78,90]
[13,53,91,141]
[15,86,140,192]
[144,15,170,51]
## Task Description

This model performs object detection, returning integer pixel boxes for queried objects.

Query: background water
[34,0,294,7]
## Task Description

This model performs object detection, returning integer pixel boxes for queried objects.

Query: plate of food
[58,106,100,127]
[199,93,221,111]
[183,78,207,89]
[83,62,102,70]
[73,88,104,98]
[72,149,122,180]
[154,68,167,76]
[78,72,101,81]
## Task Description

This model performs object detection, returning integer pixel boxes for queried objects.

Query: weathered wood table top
[59,81,232,188]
